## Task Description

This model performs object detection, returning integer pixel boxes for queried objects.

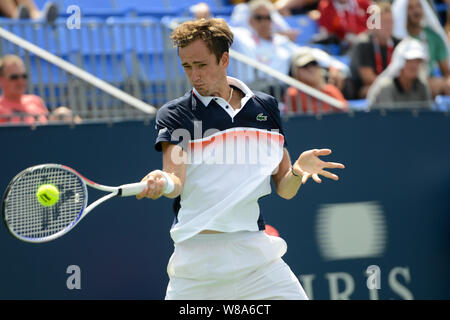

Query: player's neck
[228,87,244,110]
[211,81,233,101]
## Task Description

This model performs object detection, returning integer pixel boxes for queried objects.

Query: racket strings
[4,167,86,240]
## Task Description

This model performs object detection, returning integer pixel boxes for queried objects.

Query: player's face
[0,61,27,97]
[179,39,228,96]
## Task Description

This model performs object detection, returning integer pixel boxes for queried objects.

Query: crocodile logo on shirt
[256,113,268,121]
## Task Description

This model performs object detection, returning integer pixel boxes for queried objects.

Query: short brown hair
[171,18,234,63]
[0,54,24,76]
[375,1,391,14]
[248,0,274,15]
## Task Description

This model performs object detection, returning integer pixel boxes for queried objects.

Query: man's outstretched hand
[292,149,345,184]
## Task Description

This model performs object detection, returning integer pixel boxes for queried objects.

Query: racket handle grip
[119,171,175,197]
[119,182,148,197]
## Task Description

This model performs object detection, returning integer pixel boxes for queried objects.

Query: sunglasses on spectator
[9,73,28,80]
[253,15,271,21]
[300,61,319,69]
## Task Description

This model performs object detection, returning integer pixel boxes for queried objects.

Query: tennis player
[137,18,344,300]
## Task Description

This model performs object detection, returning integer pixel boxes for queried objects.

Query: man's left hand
[293,148,345,184]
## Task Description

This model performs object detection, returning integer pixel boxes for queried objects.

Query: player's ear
[220,51,229,68]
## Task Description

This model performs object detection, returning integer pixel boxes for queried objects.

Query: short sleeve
[261,94,288,148]
[432,31,448,62]
[154,104,189,152]
[23,95,49,114]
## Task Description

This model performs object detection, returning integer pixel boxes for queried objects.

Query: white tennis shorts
[165,230,309,300]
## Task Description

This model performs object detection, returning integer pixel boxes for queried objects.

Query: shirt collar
[192,76,254,108]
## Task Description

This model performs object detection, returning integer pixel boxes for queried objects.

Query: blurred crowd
[200,0,450,112]
[0,1,81,125]
[1,0,450,124]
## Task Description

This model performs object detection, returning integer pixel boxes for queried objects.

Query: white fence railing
[0,17,346,125]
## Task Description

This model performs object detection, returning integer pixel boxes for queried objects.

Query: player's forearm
[162,142,186,199]
[275,167,303,200]
[163,171,184,199]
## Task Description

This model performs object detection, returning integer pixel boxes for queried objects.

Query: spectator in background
[230,0,299,41]
[392,0,450,97]
[0,55,81,125]
[350,1,401,99]
[0,1,58,23]
[284,50,348,114]
[444,0,450,42]
[232,0,349,77]
[232,0,299,76]
[367,37,432,110]
[317,0,371,52]
[190,2,212,20]
[275,0,320,15]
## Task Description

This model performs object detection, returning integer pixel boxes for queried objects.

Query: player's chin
[194,85,208,95]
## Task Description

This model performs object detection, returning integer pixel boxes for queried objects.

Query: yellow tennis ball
[36,184,60,207]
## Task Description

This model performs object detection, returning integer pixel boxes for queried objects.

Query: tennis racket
[2,164,163,243]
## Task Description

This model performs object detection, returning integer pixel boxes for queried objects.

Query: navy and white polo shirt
[155,77,287,243]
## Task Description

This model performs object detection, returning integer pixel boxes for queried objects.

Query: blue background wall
[1,111,449,299]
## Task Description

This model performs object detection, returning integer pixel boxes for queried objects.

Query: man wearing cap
[284,50,348,114]
[392,0,450,97]
[367,37,432,109]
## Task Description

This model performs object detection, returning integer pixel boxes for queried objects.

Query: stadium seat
[332,55,350,68]
[114,0,172,11]
[0,19,64,55]
[58,0,127,19]
[61,0,114,10]
[178,0,234,16]
[0,18,72,91]
[58,18,114,55]
[347,99,368,111]
[309,43,341,56]
[434,95,450,112]
[283,14,319,45]
[34,0,126,19]
[104,16,184,105]
[105,17,166,54]
[433,3,448,25]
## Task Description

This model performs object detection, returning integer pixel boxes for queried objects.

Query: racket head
[2,164,88,243]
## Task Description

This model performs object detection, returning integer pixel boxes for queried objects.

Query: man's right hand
[136,170,169,200]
